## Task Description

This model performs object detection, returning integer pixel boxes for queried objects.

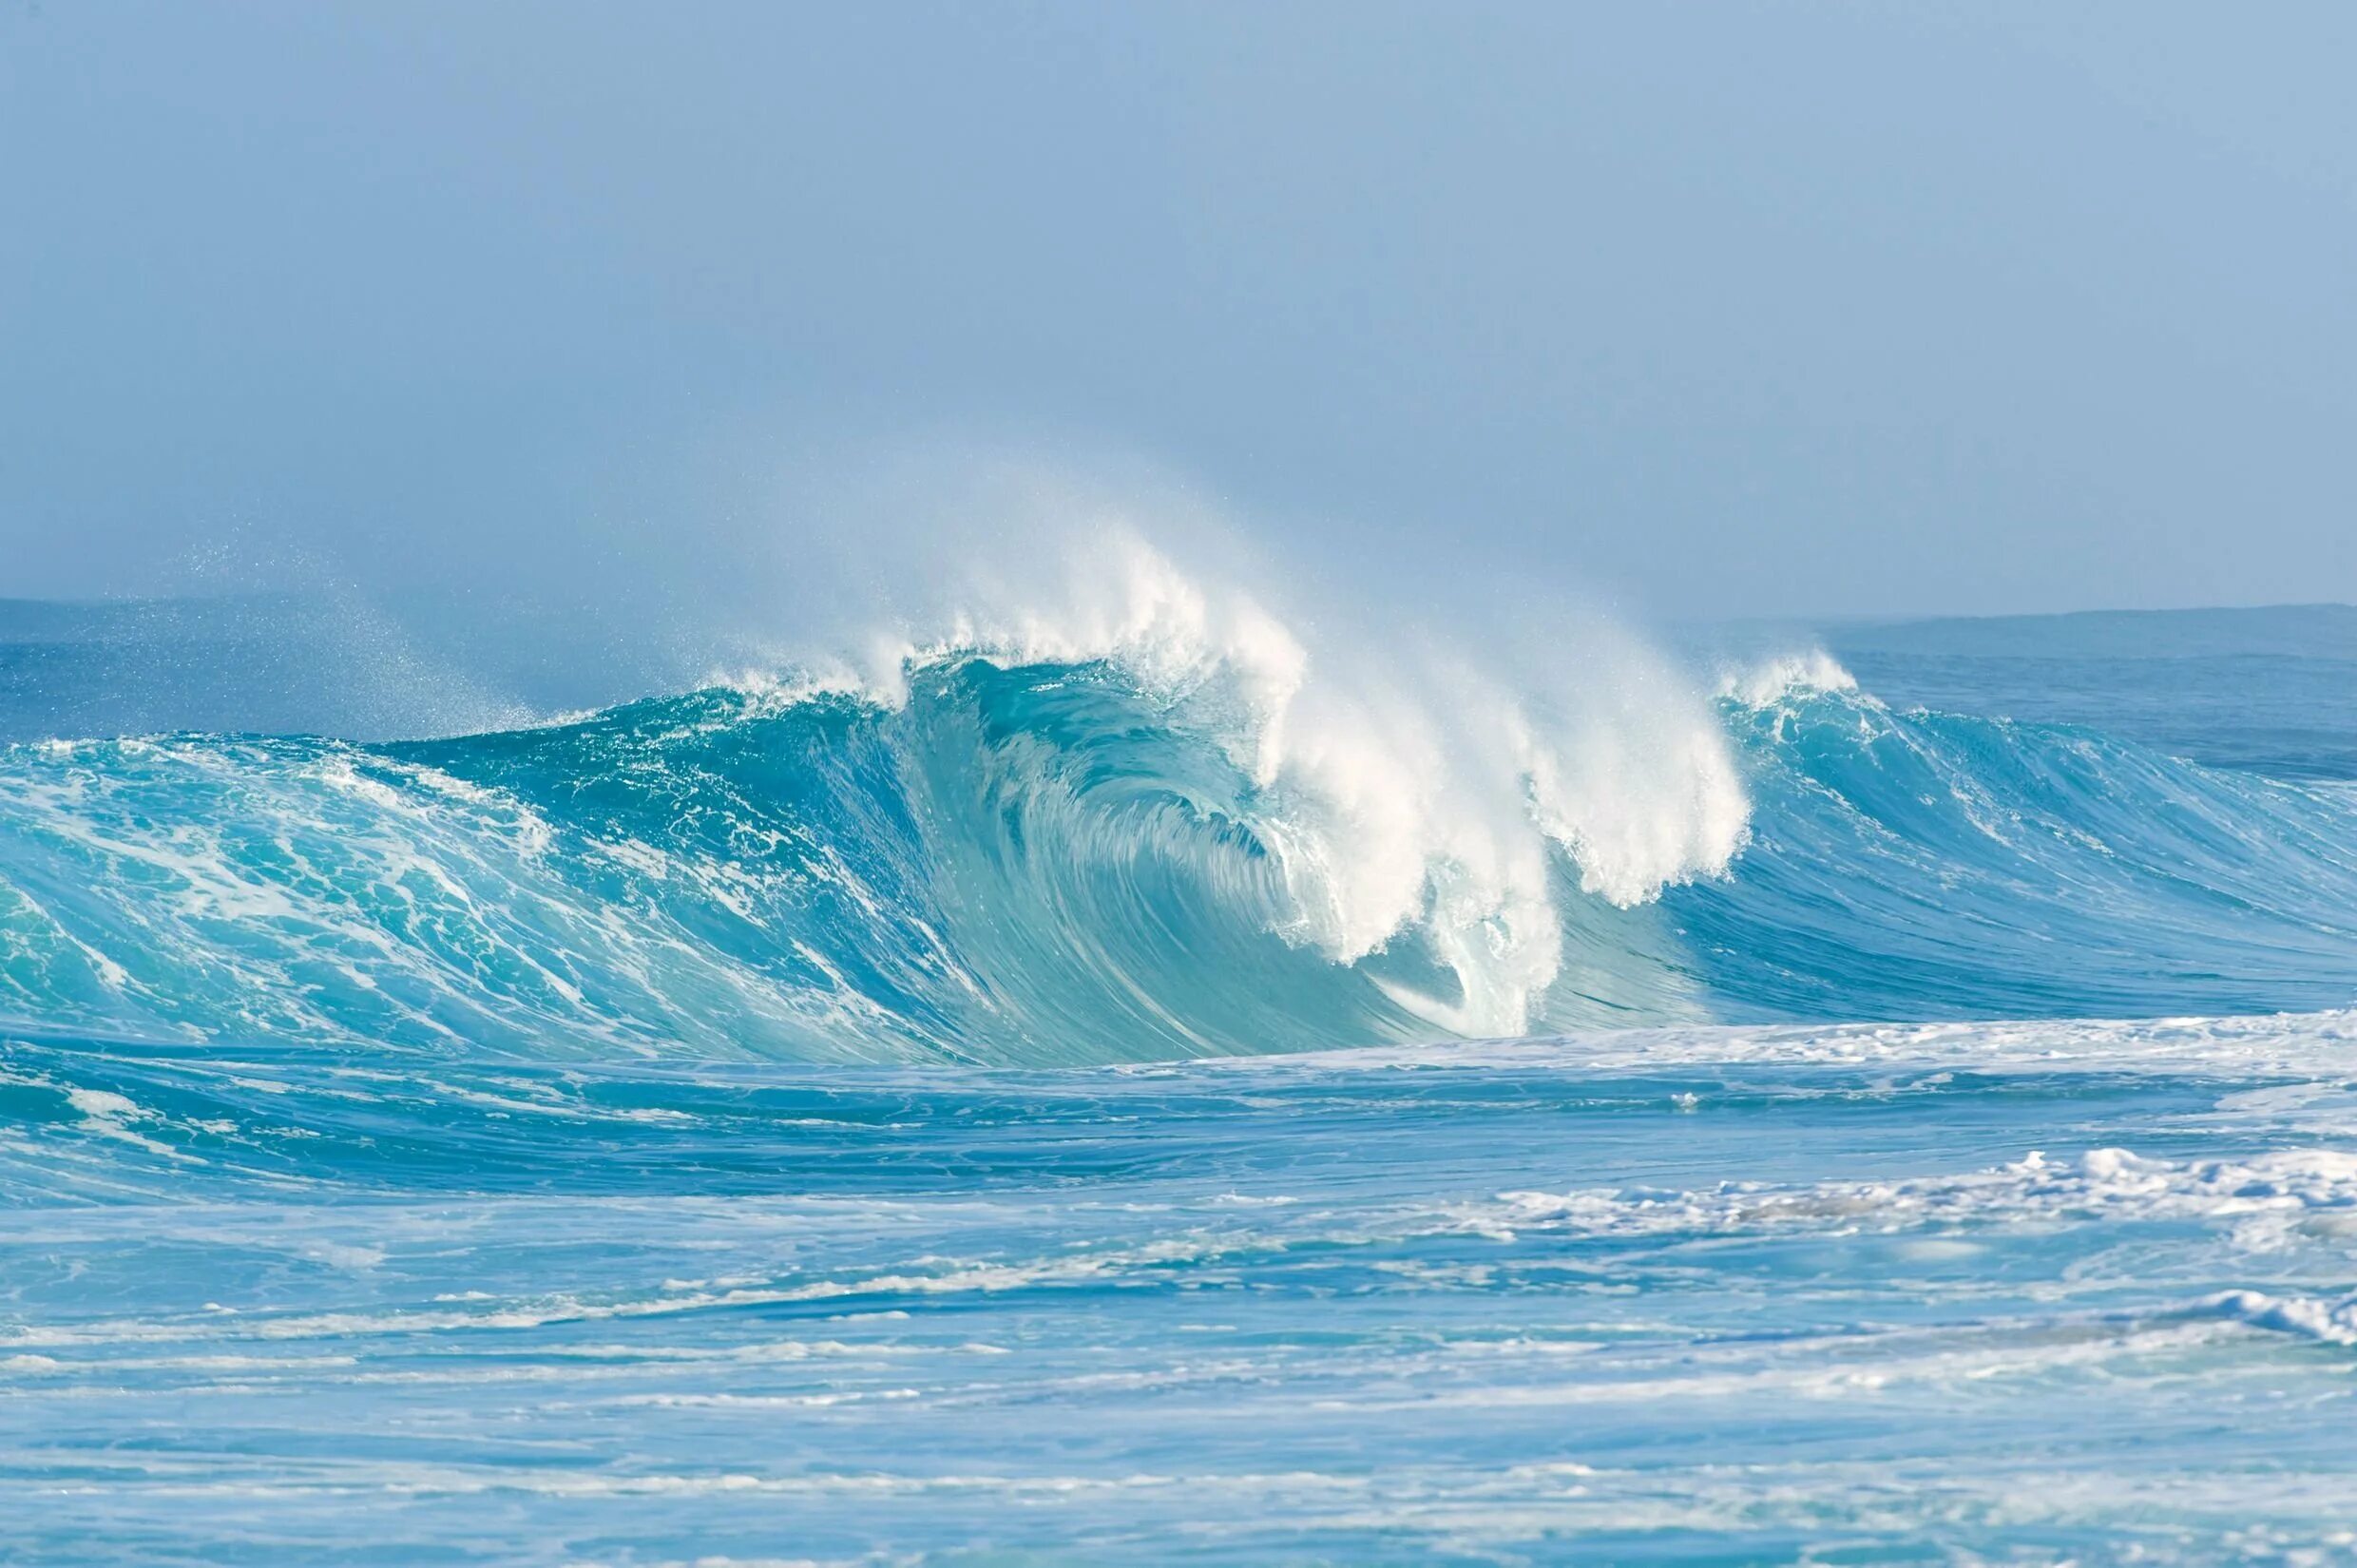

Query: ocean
[5,561,2356,1564]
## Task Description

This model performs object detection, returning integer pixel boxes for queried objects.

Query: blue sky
[3,2,2351,617]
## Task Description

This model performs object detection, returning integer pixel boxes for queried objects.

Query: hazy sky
[4,2,2352,618]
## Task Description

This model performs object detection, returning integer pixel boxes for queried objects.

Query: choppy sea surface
[5,581,2357,1564]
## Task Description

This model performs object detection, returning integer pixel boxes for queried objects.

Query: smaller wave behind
[1675,667,2357,1021]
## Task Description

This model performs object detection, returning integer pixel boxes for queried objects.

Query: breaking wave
[4,538,2355,1063]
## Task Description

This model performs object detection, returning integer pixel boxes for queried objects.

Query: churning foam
[772,524,1751,1038]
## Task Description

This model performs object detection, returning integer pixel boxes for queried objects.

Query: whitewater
[6,538,2357,1564]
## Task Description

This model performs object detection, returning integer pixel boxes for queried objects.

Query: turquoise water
[5,590,2357,1563]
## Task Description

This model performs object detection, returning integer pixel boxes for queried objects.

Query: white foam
[1715,648,1860,708]
[748,522,1751,1037]
[1265,1008,2357,1076]
[2201,1288,2357,1345]
[1478,1145,2357,1250]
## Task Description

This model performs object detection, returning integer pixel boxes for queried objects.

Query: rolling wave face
[4,586,2357,1064]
